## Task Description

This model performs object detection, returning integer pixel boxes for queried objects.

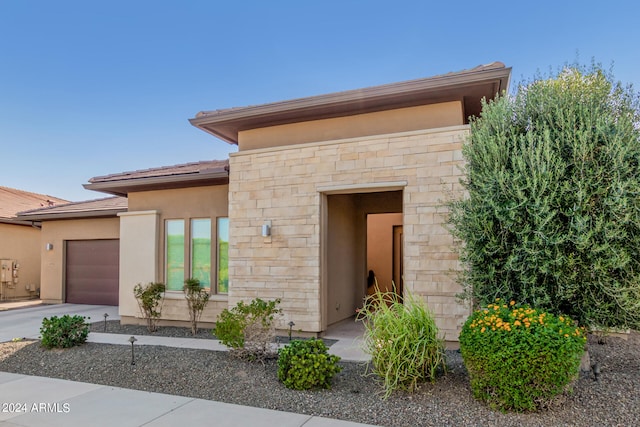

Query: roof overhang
[16,209,127,222]
[83,169,229,197]
[0,218,40,227]
[190,62,511,144]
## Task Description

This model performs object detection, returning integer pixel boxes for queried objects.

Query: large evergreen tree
[448,64,640,329]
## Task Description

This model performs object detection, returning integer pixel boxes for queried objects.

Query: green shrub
[357,289,446,398]
[183,278,209,335]
[214,298,281,360]
[459,300,586,412]
[133,282,166,332]
[277,339,342,390]
[40,315,89,349]
[447,63,640,330]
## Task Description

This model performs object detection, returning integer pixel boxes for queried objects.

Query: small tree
[183,278,209,335]
[448,63,640,330]
[133,282,165,332]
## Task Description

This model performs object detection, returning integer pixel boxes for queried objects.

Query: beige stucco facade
[238,102,463,150]
[0,223,41,300]
[39,218,120,304]
[367,212,403,293]
[119,185,229,326]
[228,101,469,340]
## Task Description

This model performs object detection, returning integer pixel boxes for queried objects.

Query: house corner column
[117,210,159,318]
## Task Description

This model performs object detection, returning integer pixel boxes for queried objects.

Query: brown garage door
[66,239,119,306]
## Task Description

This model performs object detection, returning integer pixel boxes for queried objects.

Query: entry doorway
[366,213,403,297]
[323,189,403,330]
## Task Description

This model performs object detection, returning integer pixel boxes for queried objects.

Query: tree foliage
[183,278,209,335]
[448,63,640,330]
[133,282,166,332]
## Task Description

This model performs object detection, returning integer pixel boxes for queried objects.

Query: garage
[65,239,119,305]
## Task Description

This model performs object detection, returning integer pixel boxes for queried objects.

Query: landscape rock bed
[1,329,638,426]
[88,320,337,346]
[89,320,216,339]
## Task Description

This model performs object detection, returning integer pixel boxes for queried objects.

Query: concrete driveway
[0,303,119,343]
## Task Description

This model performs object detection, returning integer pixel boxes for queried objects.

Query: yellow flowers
[465,300,586,341]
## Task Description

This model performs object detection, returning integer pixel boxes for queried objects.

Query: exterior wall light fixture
[45,243,53,251]
[261,221,271,237]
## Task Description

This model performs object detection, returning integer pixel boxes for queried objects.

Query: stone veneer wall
[228,125,470,341]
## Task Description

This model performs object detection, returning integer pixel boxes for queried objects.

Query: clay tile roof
[88,159,229,183]
[0,186,69,219]
[16,196,128,221]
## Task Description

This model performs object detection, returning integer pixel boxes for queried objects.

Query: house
[84,161,229,324]
[17,196,127,305]
[0,186,67,300]
[84,62,511,340]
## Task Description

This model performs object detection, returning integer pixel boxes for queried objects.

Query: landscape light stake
[129,336,137,365]
[288,321,295,341]
[592,363,601,381]
[103,313,109,332]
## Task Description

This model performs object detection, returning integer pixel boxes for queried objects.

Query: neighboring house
[85,62,511,340]
[0,186,68,300]
[17,197,127,306]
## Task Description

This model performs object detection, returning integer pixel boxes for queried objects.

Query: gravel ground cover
[1,323,638,426]
[88,320,336,345]
[89,320,216,339]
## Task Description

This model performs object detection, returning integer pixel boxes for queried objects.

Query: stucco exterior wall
[367,213,403,293]
[325,194,360,325]
[0,223,40,300]
[229,124,469,340]
[39,218,120,304]
[118,210,159,319]
[238,101,463,150]
[120,185,229,325]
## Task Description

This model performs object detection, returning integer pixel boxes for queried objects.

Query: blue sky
[1,1,639,201]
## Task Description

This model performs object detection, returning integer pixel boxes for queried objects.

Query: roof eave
[84,170,230,197]
[189,65,512,144]
[0,218,40,227]
[16,208,127,222]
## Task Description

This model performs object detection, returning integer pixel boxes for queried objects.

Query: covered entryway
[65,239,119,305]
[323,189,403,329]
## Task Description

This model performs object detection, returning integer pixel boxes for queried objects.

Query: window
[191,219,211,288]
[217,217,229,294]
[165,220,185,291]
[165,217,227,293]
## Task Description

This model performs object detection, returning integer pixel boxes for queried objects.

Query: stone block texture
[229,126,470,341]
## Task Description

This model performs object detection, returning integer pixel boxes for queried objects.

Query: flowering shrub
[357,289,446,398]
[459,300,586,412]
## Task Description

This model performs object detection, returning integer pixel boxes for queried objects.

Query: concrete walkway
[0,303,374,427]
[0,303,120,343]
[0,372,375,427]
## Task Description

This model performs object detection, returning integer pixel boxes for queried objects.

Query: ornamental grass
[357,288,446,398]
